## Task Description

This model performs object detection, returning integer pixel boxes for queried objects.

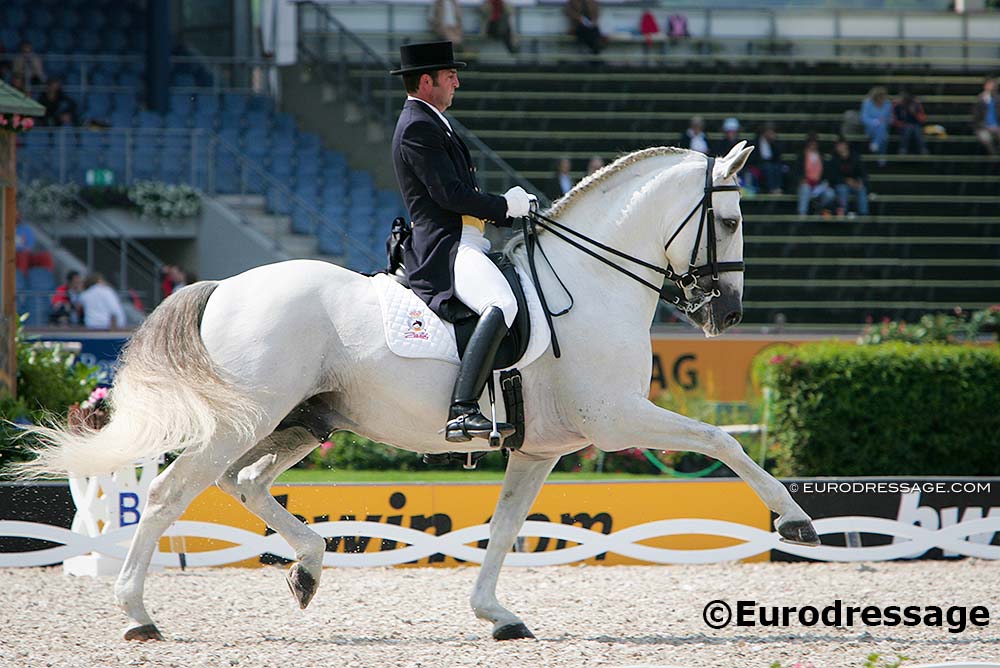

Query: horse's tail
[10,281,262,480]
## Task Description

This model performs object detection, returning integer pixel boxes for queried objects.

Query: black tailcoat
[391,99,509,321]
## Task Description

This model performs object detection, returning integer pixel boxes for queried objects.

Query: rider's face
[426,69,459,112]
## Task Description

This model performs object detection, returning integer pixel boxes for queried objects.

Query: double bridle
[522,156,744,357]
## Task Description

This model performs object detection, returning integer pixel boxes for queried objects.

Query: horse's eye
[720,217,741,231]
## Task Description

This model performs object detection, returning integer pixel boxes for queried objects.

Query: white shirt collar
[407,95,452,132]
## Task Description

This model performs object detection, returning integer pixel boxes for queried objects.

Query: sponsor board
[773,478,1000,561]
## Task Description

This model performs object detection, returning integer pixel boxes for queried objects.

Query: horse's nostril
[724,311,743,328]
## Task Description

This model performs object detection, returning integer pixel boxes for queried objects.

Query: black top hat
[390,41,467,76]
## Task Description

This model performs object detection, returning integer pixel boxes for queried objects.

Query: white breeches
[453,225,518,328]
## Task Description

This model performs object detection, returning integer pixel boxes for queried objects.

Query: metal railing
[296,1,544,202]
[17,127,380,269]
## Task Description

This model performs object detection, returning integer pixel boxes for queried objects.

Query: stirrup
[445,412,515,444]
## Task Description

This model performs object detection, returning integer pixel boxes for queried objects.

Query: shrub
[757,341,1000,476]
[0,321,103,470]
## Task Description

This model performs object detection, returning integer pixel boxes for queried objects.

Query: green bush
[0,321,102,470]
[757,341,1000,476]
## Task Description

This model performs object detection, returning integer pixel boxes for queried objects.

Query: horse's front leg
[588,398,819,546]
[471,452,559,641]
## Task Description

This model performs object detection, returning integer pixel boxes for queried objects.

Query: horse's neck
[512,157,696,327]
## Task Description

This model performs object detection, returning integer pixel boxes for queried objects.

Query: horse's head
[664,142,753,338]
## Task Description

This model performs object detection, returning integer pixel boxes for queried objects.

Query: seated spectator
[12,40,45,87]
[586,155,605,176]
[79,273,127,329]
[37,79,78,127]
[431,0,464,48]
[715,117,742,157]
[749,123,786,194]
[49,271,84,326]
[666,13,690,45]
[861,86,893,166]
[826,138,870,217]
[548,157,575,201]
[565,0,605,55]
[159,264,189,298]
[795,135,835,216]
[893,90,928,155]
[678,115,710,154]
[972,76,1000,156]
[481,0,518,54]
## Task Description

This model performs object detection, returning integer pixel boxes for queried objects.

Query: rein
[523,156,744,358]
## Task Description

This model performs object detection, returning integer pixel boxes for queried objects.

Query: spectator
[12,40,45,87]
[586,155,604,176]
[715,117,742,157]
[666,13,690,46]
[79,273,127,329]
[565,0,605,55]
[37,79,78,127]
[160,264,188,298]
[10,73,28,95]
[795,135,835,216]
[49,271,84,326]
[893,90,928,155]
[639,8,660,51]
[826,138,870,217]
[972,76,1000,156]
[548,157,575,200]
[678,115,710,154]
[481,0,518,54]
[431,0,464,48]
[749,123,786,194]
[861,86,893,166]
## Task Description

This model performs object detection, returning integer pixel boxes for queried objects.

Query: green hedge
[756,342,1000,476]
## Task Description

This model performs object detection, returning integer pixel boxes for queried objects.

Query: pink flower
[769,355,785,365]
[89,387,109,402]
[0,116,7,127]
[320,440,334,452]
[11,115,20,128]
[21,117,33,130]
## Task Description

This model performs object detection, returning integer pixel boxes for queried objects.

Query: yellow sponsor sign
[168,480,770,567]
[650,333,841,401]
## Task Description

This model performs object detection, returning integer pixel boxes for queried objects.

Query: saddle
[387,217,531,371]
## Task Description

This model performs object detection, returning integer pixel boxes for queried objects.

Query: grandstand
[5,0,1000,330]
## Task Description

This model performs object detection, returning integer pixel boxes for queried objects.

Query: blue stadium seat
[170,93,195,115]
[112,92,137,116]
[84,93,113,119]
[136,111,164,128]
[273,112,296,134]
[222,93,249,115]
[26,268,56,293]
[195,94,220,114]
[290,205,316,235]
[267,187,292,216]
[316,226,346,256]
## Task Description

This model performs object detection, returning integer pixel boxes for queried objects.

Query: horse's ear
[723,140,748,161]
[722,145,754,180]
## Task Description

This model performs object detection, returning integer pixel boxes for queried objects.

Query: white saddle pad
[370,268,550,369]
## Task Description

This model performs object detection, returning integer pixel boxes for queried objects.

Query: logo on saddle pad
[404,309,429,340]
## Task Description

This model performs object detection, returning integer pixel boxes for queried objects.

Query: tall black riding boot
[445,306,516,443]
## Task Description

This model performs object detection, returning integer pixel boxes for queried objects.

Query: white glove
[503,186,536,218]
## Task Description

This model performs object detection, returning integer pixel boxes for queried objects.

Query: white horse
[17,142,818,642]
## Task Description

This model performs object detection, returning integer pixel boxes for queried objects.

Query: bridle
[522,155,744,357]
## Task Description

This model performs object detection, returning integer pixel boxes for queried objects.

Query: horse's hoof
[493,622,536,641]
[778,518,821,546]
[286,563,318,609]
[124,624,164,642]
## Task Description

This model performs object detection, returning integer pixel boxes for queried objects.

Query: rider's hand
[503,186,536,218]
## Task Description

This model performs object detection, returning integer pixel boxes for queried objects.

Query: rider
[390,41,535,443]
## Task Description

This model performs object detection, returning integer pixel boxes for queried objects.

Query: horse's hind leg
[217,426,328,609]
[115,437,252,641]
[470,452,559,640]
